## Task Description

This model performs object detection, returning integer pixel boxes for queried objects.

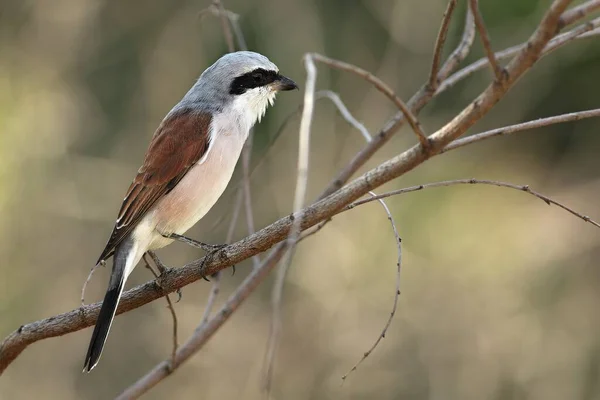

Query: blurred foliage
[1,0,600,399]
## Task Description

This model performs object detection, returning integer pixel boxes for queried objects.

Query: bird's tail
[83,239,138,372]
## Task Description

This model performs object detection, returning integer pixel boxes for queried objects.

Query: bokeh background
[1,0,600,398]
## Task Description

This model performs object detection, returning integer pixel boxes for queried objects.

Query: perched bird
[83,51,297,372]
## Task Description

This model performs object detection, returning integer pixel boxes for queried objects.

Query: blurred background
[1,0,600,398]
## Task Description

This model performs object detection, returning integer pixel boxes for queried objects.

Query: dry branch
[429,0,459,90]
[444,108,600,151]
[469,0,503,80]
[342,192,402,382]
[350,179,600,230]
[310,53,430,149]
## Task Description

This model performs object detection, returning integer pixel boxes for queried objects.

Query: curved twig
[341,192,402,382]
[349,179,600,230]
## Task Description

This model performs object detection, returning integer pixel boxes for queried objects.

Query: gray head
[182,51,297,121]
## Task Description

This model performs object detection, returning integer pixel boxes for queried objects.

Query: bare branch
[559,0,600,28]
[323,7,476,198]
[438,8,476,80]
[438,15,600,93]
[116,246,287,400]
[263,54,317,393]
[444,108,600,152]
[317,90,372,142]
[350,179,600,230]
[429,0,459,90]
[212,0,235,52]
[310,53,430,149]
[342,192,402,382]
[469,0,503,80]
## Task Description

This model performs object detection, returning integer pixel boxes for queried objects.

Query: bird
[83,51,297,372]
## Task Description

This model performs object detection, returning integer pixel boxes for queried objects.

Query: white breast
[133,113,248,251]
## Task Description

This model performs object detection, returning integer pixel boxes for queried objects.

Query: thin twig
[142,254,178,370]
[310,53,430,149]
[316,90,372,142]
[298,218,331,242]
[323,7,476,198]
[116,245,288,400]
[225,9,247,50]
[444,108,600,152]
[342,192,402,382]
[80,262,103,307]
[469,0,503,80]
[438,8,476,80]
[429,0,459,90]
[438,15,600,93]
[213,0,235,52]
[349,179,600,230]
[263,53,317,394]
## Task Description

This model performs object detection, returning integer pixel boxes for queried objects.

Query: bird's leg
[161,232,227,252]
[161,232,234,279]
[146,251,183,302]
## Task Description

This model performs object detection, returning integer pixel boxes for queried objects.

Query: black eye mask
[230,68,279,95]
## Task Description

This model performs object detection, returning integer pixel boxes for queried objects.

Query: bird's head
[190,51,297,127]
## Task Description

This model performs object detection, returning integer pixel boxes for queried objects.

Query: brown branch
[469,0,503,80]
[438,15,600,93]
[322,7,476,198]
[116,246,288,400]
[429,0,459,90]
[349,179,600,230]
[0,0,577,377]
[444,108,600,152]
[310,53,431,150]
[342,192,402,382]
[559,0,600,28]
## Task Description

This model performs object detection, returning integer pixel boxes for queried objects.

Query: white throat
[230,87,277,133]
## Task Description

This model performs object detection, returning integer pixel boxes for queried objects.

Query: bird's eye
[252,73,263,83]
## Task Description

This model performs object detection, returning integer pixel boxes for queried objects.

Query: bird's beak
[274,75,298,91]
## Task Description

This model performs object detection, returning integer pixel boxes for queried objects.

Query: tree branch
[469,0,503,80]
[349,179,600,230]
[429,0,459,90]
[444,108,600,152]
[341,192,402,382]
[310,53,430,149]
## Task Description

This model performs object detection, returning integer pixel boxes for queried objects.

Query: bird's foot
[146,251,182,301]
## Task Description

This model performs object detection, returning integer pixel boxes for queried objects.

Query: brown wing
[96,109,212,264]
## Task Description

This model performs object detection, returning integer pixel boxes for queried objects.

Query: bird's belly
[138,132,244,250]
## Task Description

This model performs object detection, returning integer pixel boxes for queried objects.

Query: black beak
[276,75,298,91]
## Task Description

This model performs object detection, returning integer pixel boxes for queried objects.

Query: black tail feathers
[83,242,130,372]
[82,278,124,372]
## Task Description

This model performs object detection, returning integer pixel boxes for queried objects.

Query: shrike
[83,51,297,372]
